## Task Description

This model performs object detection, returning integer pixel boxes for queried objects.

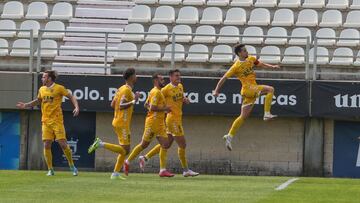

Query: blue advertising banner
[0,112,20,170]
[52,112,95,168]
[333,120,360,178]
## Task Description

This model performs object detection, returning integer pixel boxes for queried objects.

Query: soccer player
[213,44,279,151]
[87,68,139,180]
[139,69,199,177]
[16,70,79,176]
[124,74,174,177]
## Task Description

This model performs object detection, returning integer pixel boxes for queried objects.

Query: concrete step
[63,36,122,43]
[59,45,118,57]
[55,55,114,63]
[65,26,123,38]
[70,18,128,25]
[78,0,135,7]
[75,7,131,19]
[52,62,111,74]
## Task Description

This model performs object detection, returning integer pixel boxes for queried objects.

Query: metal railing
[313,36,360,80]
[5,28,360,81]
[0,29,34,73]
[34,29,311,78]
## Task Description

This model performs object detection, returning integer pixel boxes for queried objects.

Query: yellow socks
[63,146,74,167]
[114,154,126,172]
[228,116,245,137]
[145,144,161,160]
[43,148,53,170]
[63,146,74,166]
[264,92,274,114]
[104,143,126,154]
[101,142,127,173]
[159,147,168,170]
[127,144,144,162]
[178,147,188,170]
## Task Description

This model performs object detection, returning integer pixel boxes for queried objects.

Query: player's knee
[125,149,130,155]
[140,141,149,149]
[240,113,249,119]
[168,138,174,146]
[59,142,68,150]
[43,141,52,149]
[123,146,130,155]
[161,141,171,149]
[180,143,186,149]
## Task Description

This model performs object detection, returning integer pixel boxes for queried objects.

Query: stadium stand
[162,43,185,61]
[209,44,233,63]
[152,6,175,23]
[223,8,247,25]
[25,2,49,20]
[258,46,281,63]
[217,26,240,44]
[271,9,294,26]
[309,47,330,64]
[0,38,8,56]
[316,28,336,46]
[0,0,360,79]
[264,27,288,45]
[0,1,77,72]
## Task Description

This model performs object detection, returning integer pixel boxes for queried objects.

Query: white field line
[275,178,299,191]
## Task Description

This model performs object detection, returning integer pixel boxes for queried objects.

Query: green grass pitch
[1,171,360,203]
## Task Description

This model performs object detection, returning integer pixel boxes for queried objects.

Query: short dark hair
[152,73,160,81]
[123,68,136,80]
[44,70,57,81]
[169,69,180,76]
[234,44,246,56]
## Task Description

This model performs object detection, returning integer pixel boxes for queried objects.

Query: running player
[87,68,139,180]
[213,44,279,151]
[16,70,79,176]
[124,74,174,177]
[139,69,199,177]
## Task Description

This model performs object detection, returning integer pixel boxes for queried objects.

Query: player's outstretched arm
[66,93,79,117]
[256,61,280,69]
[213,75,228,97]
[16,99,41,109]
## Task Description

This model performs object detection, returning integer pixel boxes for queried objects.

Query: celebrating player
[88,68,139,180]
[213,44,279,151]
[139,69,199,177]
[16,70,79,176]
[124,74,174,177]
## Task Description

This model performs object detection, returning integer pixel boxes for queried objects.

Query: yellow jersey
[37,83,69,123]
[146,87,166,123]
[112,85,134,127]
[225,55,259,87]
[161,83,184,121]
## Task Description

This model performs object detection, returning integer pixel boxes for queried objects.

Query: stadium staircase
[53,0,134,74]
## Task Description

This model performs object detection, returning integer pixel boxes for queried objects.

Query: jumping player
[213,44,279,151]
